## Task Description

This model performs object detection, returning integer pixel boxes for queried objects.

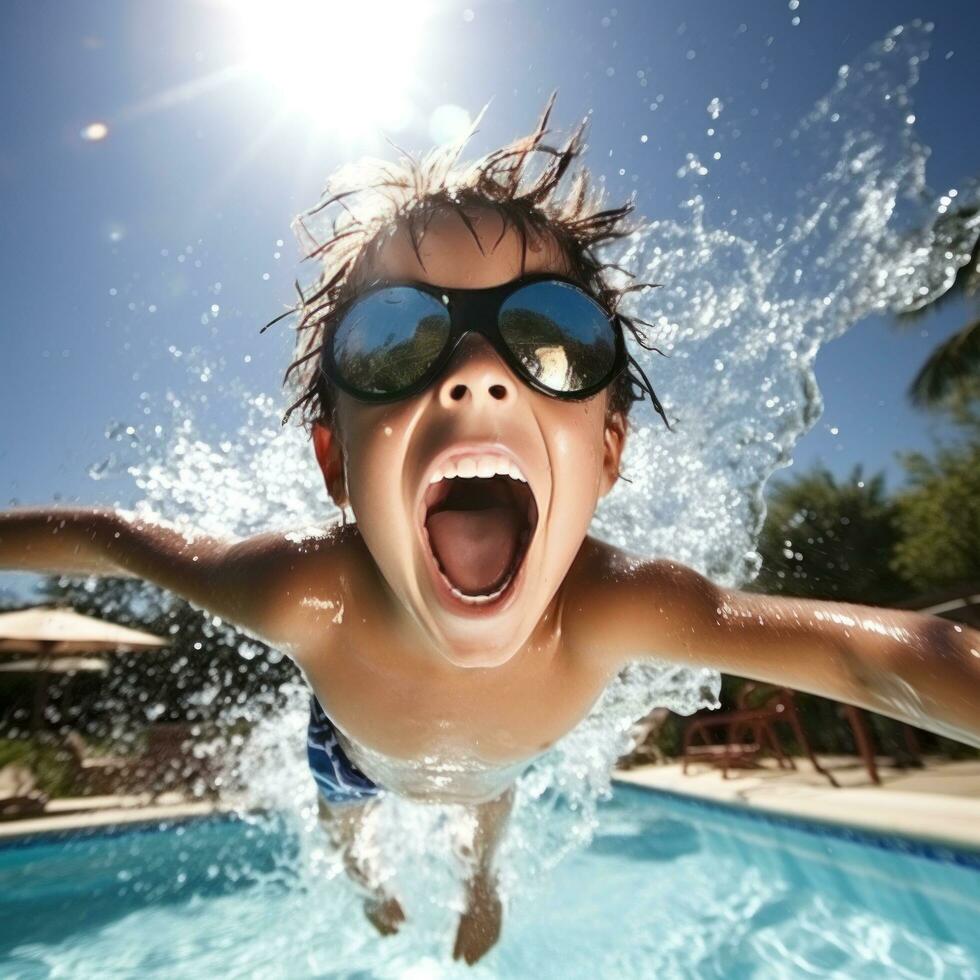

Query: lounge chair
[66,725,217,799]
[63,731,144,795]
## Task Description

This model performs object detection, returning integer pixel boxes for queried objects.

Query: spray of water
[81,20,979,959]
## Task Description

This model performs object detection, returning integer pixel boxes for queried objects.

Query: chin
[434,628,524,669]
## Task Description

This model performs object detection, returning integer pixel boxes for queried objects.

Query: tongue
[426,506,523,595]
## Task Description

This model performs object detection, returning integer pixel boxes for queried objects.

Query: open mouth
[421,470,538,606]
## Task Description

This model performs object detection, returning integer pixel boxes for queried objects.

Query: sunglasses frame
[320,272,629,404]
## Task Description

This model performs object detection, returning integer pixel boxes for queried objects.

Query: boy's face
[313,208,626,668]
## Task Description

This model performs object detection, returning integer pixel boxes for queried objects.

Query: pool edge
[613,772,980,862]
[0,802,256,848]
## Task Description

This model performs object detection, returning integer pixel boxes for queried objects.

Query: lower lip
[419,527,532,618]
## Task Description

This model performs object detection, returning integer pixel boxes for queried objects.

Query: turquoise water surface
[2,785,978,978]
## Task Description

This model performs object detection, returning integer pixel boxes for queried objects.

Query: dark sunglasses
[320,273,629,403]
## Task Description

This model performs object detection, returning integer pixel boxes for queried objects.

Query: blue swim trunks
[307,695,381,804]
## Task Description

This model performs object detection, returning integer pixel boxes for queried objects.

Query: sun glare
[233,0,435,138]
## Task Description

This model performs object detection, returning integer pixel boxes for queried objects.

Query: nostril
[489,384,507,400]
[450,384,467,401]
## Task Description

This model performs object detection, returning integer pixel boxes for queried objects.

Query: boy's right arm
[0,506,328,646]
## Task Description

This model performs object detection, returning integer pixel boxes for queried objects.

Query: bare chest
[296,629,609,770]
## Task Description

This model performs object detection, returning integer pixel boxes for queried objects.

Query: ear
[312,421,349,508]
[598,410,628,498]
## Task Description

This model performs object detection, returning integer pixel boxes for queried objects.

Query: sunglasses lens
[499,281,618,393]
[332,288,450,396]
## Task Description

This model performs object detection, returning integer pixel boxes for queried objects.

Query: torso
[280,526,615,804]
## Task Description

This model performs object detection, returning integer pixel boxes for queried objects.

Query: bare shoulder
[216,520,366,646]
[225,518,357,571]
[561,536,721,660]
[564,536,715,596]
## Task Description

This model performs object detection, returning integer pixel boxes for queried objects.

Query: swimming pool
[1,784,977,978]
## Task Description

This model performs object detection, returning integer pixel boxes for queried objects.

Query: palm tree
[896,203,980,407]
[752,464,908,606]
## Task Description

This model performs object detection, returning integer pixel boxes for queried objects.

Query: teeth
[422,523,522,605]
[427,453,528,485]
[448,567,517,605]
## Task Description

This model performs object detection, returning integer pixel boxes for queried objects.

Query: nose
[436,334,516,409]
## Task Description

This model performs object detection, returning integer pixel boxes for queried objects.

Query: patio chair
[682,685,838,787]
[836,704,923,786]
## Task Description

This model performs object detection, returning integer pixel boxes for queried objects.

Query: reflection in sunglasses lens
[500,282,616,392]
[333,288,450,394]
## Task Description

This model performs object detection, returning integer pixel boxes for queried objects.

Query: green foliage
[909,317,980,408]
[0,738,81,797]
[927,376,980,426]
[892,436,980,591]
[752,464,908,605]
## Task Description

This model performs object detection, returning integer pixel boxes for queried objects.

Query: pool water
[1,785,978,978]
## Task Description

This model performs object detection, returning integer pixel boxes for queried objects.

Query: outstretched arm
[566,549,980,746]
[0,505,330,646]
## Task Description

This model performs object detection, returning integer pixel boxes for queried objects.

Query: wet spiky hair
[264,92,669,430]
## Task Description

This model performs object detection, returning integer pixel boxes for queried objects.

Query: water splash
[80,20,980,957]
[596,23,974,588]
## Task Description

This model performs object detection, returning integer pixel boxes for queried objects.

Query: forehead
[356,207,571,290]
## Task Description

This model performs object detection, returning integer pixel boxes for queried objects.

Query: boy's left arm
[565,553,980,747]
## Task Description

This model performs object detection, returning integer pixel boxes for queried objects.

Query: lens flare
[80,121,109,141]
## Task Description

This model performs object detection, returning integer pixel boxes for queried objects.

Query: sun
[231,0,435,138]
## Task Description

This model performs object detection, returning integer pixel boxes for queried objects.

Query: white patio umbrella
[0,606,169,655]
[0,605,169,732]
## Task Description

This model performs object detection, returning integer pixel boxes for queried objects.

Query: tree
[895,203,980,408]
[752,464,908,606]
[891,437,980,592]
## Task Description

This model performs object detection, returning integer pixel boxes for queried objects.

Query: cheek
[336,403,408,505]
[340,406,393,497]
[548,404,608,491]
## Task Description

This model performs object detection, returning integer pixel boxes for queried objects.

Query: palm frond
[896,204,980,325]
[908,315,980,407]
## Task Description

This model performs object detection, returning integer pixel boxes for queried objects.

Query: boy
[2,99,978,965]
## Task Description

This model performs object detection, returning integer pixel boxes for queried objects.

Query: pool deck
[3,756,979,849]
[614,756,980,850]
[0,793,236,840]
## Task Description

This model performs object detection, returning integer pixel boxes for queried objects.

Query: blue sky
[1,1,978,598]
